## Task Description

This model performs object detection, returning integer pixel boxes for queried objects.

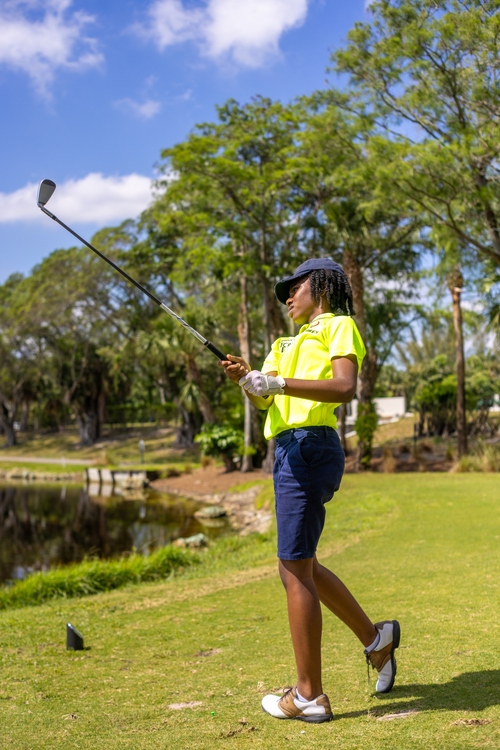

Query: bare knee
[279,558,314,591]
[312,555,333,581]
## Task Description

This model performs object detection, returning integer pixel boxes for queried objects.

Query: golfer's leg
[312,556,377,648]
[279,558,323,700]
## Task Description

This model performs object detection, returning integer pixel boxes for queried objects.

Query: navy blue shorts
[273,426,345,561]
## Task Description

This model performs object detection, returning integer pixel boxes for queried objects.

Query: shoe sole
[261,706,333,723]
[376,619,400,694]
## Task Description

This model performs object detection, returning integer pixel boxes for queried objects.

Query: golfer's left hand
[239,371,286,397]
[219,354,250,384]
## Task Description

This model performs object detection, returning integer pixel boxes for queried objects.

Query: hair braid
[308,269,355,316]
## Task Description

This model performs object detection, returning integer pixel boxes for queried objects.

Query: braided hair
[308,268,355,316]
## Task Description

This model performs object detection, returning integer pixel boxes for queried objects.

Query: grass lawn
[0,427,202,471]
[1,474,500,749]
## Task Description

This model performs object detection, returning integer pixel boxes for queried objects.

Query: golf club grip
[205,341,227,360]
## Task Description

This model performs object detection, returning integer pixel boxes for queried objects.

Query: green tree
[0,275,40,446]
[297,96,424,467]
[333,0,500,269]
[142,97,308,469]
[13,246,126,445]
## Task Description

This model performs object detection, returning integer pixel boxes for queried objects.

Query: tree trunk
[97,374,106,438]
[0,401,18,446]
[221,454,237,473]
[76,411,98,447]
[1,420,16,447]
[20,394,30,432]
[259,221,276,472]
[262,437,275,473]
[186,356,216,424]
[260,221,272,354]
[238,270,254,472]
[172,398,198,447]
[447,268,467,457]
[341,402,348,454]
[343,250,378,469]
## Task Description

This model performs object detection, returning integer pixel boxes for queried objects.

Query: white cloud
[0,0,103,97]
[114,97,162,119]
[135,0,309,68]
[0,173,154,224]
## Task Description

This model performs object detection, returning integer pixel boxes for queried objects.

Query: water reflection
[0,482,228,584]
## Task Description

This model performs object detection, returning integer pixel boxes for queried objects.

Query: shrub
[195,424,243,473]
[382,446,397,473]
[452,442,500,473]
[354,403,378,468]
[453,456,476,473]
[476,443,500,472]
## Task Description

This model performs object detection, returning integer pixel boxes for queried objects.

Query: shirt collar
[299,313,335,333]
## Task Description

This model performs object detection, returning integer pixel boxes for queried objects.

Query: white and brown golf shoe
[364,620,401,693]
[261,686,333,723]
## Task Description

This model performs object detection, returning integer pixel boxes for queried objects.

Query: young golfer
[220,258,400,723]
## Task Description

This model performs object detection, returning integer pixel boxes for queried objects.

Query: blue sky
[0,0,369,283]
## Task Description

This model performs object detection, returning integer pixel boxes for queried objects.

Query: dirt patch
[167,702,203,710]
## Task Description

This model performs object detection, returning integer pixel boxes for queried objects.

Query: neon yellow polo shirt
[261,314,365,440]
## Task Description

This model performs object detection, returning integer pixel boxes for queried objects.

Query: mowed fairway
[1,474,499,749]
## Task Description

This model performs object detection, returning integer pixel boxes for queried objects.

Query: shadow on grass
[333,670,500,721]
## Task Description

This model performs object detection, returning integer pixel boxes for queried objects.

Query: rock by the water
[173,533,208,549]
[194,505,227,519]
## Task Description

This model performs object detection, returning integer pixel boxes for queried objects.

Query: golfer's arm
[283,355,358,404]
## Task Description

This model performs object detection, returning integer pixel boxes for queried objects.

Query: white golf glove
[239,370,286,397]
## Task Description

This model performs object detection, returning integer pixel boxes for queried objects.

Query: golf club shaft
[39,206,227,361]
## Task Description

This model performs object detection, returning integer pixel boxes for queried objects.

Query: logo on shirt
[305,319,323,334]
[279,338,294,353]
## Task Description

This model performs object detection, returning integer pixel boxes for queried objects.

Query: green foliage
[194,424,243,459]
[332,0,500,269]
[454,441,500,473]
[354,402,378,467]
[0,546,199,610]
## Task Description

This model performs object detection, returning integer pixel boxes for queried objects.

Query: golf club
[36,179,227,361]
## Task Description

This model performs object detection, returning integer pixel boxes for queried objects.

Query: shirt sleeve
[325,316,366,373]
[262,338,282,374]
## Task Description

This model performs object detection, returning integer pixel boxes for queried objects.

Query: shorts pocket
[298,435,321,466]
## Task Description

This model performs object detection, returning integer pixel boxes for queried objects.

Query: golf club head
[37,179,56,207]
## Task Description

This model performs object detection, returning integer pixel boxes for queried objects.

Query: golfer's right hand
[218,354,250,384]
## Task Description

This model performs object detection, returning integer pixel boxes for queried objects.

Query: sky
[0,0,370,283]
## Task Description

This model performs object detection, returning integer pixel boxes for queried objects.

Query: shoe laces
[364,651,375,683]
[281,686,295,702]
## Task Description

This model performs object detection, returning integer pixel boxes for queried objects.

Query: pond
[0,481,230,585]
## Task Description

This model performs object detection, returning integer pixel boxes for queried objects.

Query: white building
[344,397,408,426]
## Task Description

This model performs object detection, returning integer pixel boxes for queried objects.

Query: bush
[452,442,500,473]
[382,446,397,473]
[355,403,378,468]
[195,424,243,472]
